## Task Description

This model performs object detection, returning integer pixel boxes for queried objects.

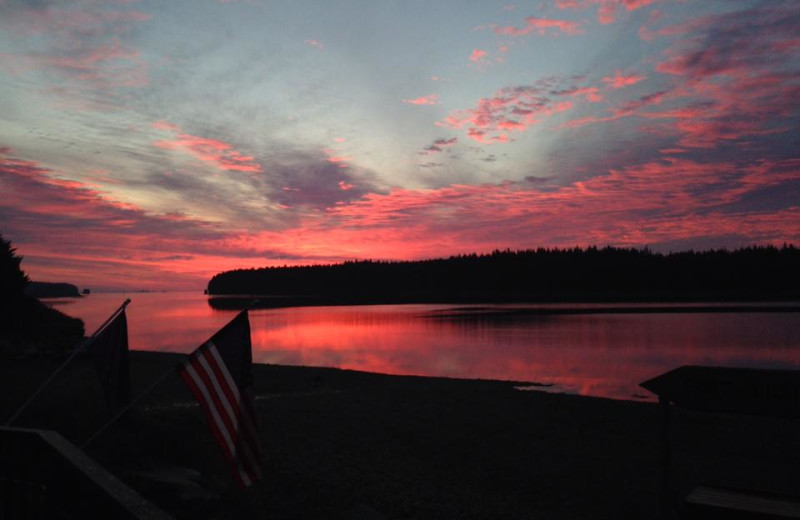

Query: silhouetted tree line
[1,235,84,355]
[207,245,800,307]
[25,281,81,298]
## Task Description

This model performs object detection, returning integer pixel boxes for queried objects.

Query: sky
[1,0,798,291]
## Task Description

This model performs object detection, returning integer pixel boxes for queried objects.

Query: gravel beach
[3,351,798,519]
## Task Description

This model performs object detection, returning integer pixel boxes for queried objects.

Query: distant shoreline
[207,295,800,313]
[207,247,800,308]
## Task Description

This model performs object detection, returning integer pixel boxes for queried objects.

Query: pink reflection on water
[249,305,800,400]
[48,292,235,353]
[49,294,800,401]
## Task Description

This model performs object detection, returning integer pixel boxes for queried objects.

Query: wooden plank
[640,366,800,417]
[686,486,800,519]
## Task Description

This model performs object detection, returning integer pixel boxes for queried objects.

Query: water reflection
[47,293,800,401]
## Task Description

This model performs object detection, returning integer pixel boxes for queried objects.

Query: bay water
[46,292,800,401]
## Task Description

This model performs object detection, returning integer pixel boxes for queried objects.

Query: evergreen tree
[0,234,29,296]
[0,234,84,354]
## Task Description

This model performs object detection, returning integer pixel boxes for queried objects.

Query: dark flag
[88,309,131,413]
[177,311,263,488]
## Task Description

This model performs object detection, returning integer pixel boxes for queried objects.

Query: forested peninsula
[24,281,81,298]
[207,245,800,308]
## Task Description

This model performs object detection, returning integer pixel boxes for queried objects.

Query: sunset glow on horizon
[1,0,798,291]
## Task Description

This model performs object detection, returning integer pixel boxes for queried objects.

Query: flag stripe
[238,388,263,480]
[201,345,263,480]
[195,347,239,433]
[202,342,241,416]
[188,355,259,486]
[178,367,245,488]
[189,353,259,486]
[205,343,262,461]
[181,360,252,487]
[181,362,247,487]
[194,346,262,481]
[178,310,263,488]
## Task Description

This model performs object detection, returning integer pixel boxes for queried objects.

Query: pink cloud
[422,137,459,154]
[304,39,324,50]
[638,9,664,41]
[2,37,148,89]
[3,143,798,292]
[0,149,243,290]
[321,148,352,167]
[643,4,800,148]
[559,4,799,149]
[0,4,151,90]
[321,156,800,252]
[442,84,575,143]
[153,122,263,173]
[469,49,488,62]
[556,0,659,25]
[603,70,646,89]
[152,120,181,131]
[403,94,439,105]
[492,16,582,36]
[556,86,604,102]
[327,156,351,164]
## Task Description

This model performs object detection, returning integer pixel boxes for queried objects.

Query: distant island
[24,281,82,298]
[207,245,799,309]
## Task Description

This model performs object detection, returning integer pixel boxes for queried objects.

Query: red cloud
[327,156,351,164]
[469,49,488,62]
[644,4,800,148]
[403,94,439,105]
[153,122,262,173]
[152,120,181,131]
[1,4,151,89]
[322,156,800,252]
[442,85,574,143]
[4,142,798,292]
[603,70,646,89]
[556,0,658,25]
[0,149,243,290]
[556,86,604,102]
[492,16,582,36]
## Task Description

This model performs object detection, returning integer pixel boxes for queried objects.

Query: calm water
[46,292,800,401]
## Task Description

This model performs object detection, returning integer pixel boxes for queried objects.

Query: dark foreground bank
[2,352,798,519]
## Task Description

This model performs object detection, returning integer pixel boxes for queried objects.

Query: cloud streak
[556,0,660,25]
[152,122,263,174]
[441,81,576,143]
[0,1,151,90]
[402,94,439,105]
[492,15,582,36]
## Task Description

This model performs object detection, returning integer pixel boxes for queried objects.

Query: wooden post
[660,395,673,519]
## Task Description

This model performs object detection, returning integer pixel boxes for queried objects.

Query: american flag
[88,306,130,413]
[178,310,263,487]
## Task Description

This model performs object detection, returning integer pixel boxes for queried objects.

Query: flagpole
[81,300,259,450]
[81,361,180,449]
[4,299,132,427]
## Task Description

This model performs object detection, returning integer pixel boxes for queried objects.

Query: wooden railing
[0,427,171,520]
